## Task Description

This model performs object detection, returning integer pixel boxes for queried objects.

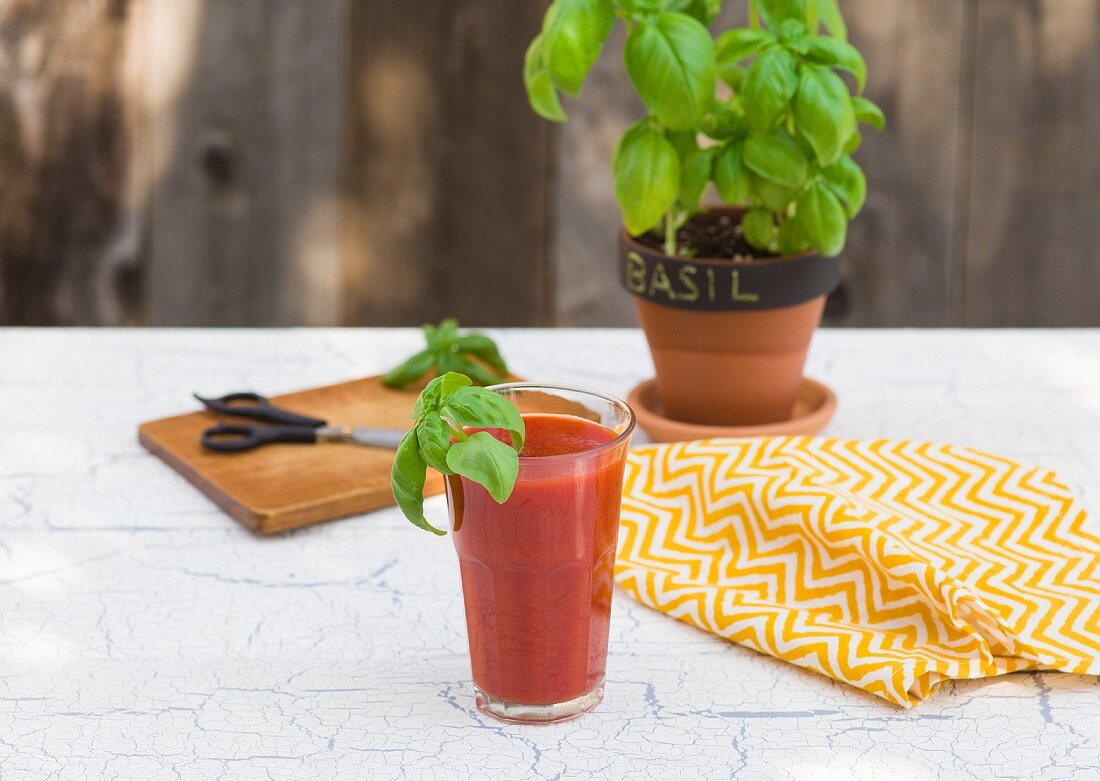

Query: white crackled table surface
[2,328,1099,781]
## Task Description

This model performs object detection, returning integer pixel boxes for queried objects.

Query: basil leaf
[753,0,812,31]
[715,28,774,72]
[794,63,856,166]
[777,19,806,43]
[432,318,459,347]
[680,147,716,213]
[624,12,716,131]
[741,47,798,132]
[742,207,776,250]
[460,358,508,388]
[844,129,863,154]
[852,96,885,132]
[663,0,721,26]
[816,0,848,40]
[796,180,847,257]
[821,154,867,218]
[445,432,520,505]
[713,143,752,203]
[543,0,616,96]
[413,375,445,418]
[613,121,680,235]
[435,350,463,377]
[391,429,445,535]
[777,215,809,255]
[803,35,866,93]
[443,387,526,453]
[666,129,700,162]
[752,174,796,211]
[381,349,433,388]
[417,412,452,473]
[439,371,473,400]
[524,33,567,122]
[743,130,809,189]
[454,334,508,374]
[702,103,748,141]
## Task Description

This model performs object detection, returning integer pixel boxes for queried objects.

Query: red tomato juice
[447,413,629,706]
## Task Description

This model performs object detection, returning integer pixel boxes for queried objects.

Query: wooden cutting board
[138,375,441,534]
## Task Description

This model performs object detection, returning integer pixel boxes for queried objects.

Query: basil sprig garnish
[391,372,526,535]
[383,319,509,389]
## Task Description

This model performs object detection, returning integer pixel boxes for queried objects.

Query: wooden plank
[962,0,1100,325]
[145,0,342,326]
[343,0,555,327]
[0,0,144,325]
[552,26,643,327]
[830,0,971,326]
[138,374,444,534]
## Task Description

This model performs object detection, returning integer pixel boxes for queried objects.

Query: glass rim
[486,381,636,462]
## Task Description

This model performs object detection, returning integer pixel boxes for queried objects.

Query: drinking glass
[446,383,635,724]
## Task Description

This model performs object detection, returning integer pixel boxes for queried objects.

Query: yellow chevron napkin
[615,437,1100,707]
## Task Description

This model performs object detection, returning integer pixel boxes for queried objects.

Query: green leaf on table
[445,432,520,505]
[624,12,716,130]
[524,33,567,122]
[821,154,866,217]
[852,96,886,131]
[803,35,866,93]
[796,180,847,257]
[742,207,777,250]
[794,63,856,166]
[391,430,445,535]
[613,121,681,235]
[713,143,752,203]
[743,130,809,189]
[460,358,508,388]
[543,0,616,96]
[381,349,434,389]
[385,320,509,390]
[454,334,508,373]
[741,47,798,132]
[424,318,459,349]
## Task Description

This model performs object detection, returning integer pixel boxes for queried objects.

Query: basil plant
[524,0,884,258]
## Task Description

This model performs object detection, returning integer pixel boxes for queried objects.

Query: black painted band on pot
[619,233,841,312]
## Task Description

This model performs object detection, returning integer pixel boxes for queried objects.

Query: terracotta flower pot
[620,207,840,426]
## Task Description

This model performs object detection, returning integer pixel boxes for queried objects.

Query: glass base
[474,681,604,725]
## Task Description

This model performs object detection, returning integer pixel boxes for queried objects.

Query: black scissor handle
[201,423,319,453]
[194,392,326,428]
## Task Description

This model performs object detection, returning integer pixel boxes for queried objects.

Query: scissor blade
[346,427,407,450]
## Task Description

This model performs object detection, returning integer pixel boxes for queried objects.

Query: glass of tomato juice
[446,383,635,724]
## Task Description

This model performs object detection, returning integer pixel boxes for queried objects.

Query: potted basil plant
[525,0,884,425]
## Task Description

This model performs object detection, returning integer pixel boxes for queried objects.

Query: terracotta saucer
[627,377,838,443]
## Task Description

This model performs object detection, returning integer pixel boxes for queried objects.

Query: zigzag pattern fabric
[615,437,1100,707]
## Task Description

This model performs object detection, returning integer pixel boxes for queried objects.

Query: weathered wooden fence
[2,0,1098,327]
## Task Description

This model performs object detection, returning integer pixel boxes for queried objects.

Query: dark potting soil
[635,211,779,262]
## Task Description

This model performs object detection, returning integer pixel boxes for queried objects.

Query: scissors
[195,392,406,453]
